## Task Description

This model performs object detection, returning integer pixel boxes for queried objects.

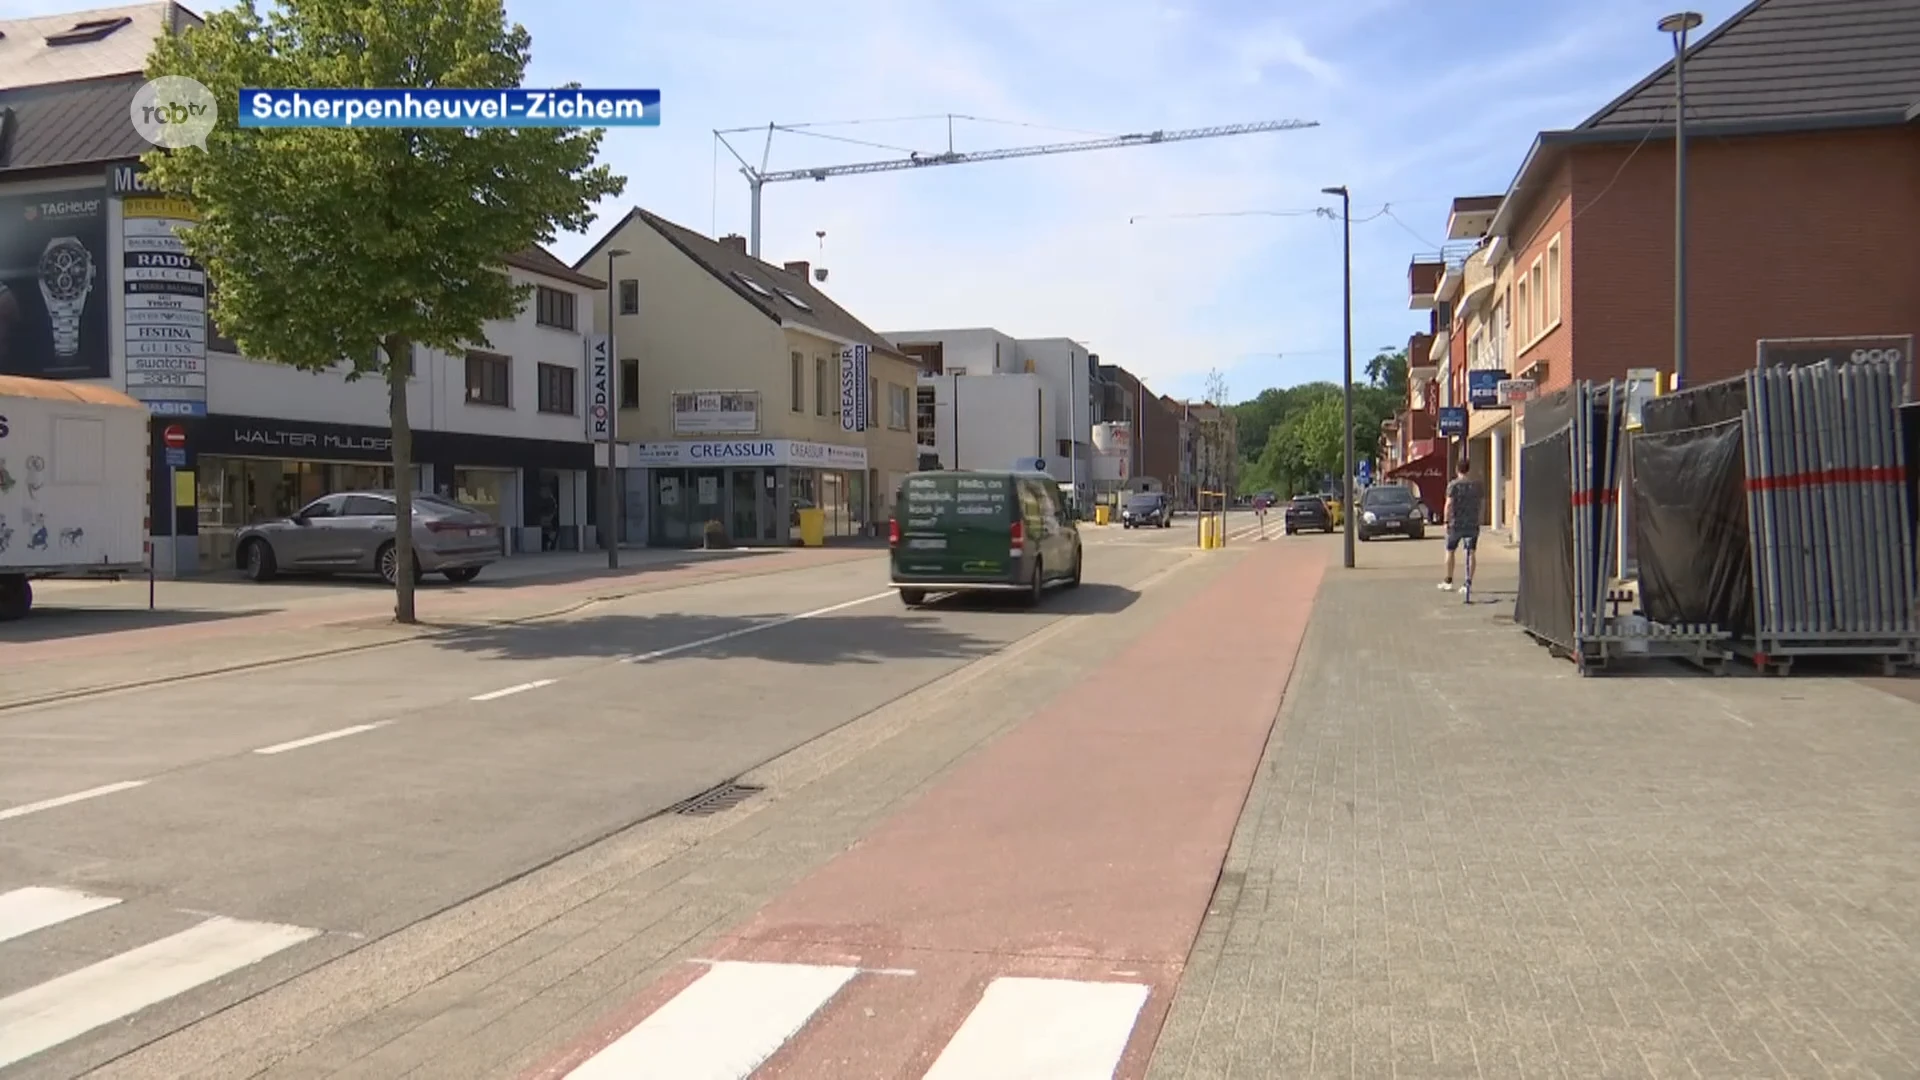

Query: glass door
[729,469,760,544]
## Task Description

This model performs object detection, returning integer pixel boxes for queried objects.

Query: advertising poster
[121,195,210,416]
[0,189,111,379]
[839,344,869,433]
[671,390,760,435]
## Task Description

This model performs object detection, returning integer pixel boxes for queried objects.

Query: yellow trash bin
[1199,515,1217,549]
[797,507,826,547]
[1094,504,1111,526]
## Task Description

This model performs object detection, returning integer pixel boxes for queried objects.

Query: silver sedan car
[235,490,502,585]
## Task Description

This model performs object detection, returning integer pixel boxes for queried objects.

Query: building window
[869,375,879,427]
[791,351,805,412]
[537,362,576,414]
[888,384,911,430]
[1516,278,1531,344]
[1529,259,1545,339]
[465,350,511,406]
[916,385,936,446]
[815,355,831,415]
[619,279,639,315]
[1546,238,1562,326]
[534,286,576,331]
[620,358,639,408]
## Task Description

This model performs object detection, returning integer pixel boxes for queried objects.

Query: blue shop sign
[1467,369,1507,410]
[1437,406,1468,437]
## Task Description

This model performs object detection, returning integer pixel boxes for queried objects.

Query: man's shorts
[1445,527,1479,553]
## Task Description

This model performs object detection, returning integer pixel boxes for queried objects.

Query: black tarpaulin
[1639,373,1748,434]
[1514,427,1575,648]
[1631,418,1754,635]
[1523,386,1576,446]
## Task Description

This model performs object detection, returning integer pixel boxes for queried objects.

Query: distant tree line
[1230,350,1408,497]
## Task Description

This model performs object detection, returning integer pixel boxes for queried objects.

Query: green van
[889,470,1084,607]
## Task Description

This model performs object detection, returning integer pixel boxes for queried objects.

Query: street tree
[144,0,625,622]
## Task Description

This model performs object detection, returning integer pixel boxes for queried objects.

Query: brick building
[1410,0,1920,534]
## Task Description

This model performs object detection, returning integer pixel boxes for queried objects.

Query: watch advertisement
[0,189,110,380]
[120,195,209,417]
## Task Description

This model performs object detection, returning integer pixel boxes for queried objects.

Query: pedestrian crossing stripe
[0,885,320,1071]
[561,960,1151,1080]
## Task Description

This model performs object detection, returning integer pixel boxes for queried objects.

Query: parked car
[890,469,1083,607]
[1283,494,1333,534]
[235,491,502,585]
[1356,483,1427,541]
[1121,492,1172,528]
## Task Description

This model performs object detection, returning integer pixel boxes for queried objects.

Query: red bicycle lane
[532,537,1326,1079]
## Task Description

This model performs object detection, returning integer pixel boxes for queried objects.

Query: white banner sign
[630,438,867,470]
[840,344,869,433]
[586,334,611,440]
[1495,378,1536,406]
[671,389,760,435]
[120,196,208,416]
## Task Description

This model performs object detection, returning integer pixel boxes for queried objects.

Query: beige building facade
[577,209,920,546]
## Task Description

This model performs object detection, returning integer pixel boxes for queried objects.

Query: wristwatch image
[38,236,95,359]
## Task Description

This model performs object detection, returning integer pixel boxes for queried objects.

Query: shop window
[620,358,640,408]
[535,285,576,330]
[618,279,639,315]
[537,362,576,414]
[465,350,511,406]
[814,355,831,415]
[791,351,805,412]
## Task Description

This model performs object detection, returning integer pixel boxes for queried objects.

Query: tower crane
[715,117,1318,259]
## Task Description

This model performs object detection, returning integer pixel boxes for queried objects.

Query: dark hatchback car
[1283,494,1332,534]
[1121,492,1171,528]
[1356,484,1427,541]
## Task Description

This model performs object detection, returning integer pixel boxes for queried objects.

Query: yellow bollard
[1095,504,1111,526]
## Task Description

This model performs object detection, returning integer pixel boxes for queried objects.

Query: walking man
[1439,457,1482,590]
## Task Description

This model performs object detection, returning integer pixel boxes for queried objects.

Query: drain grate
[668,781,766,817]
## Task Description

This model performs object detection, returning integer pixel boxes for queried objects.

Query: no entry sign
[162,424,187,450]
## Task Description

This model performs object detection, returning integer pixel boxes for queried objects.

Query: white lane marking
[624,592,892,664]
[923,977,1151,1080]
[0,887,121,945]
[252,723,387,756]
[0,915,321,1070]
[565,960,858,1079]
[470,679,557,702]
[0,780,147,823]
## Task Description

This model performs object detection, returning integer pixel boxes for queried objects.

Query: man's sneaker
[1438,581,1454,591]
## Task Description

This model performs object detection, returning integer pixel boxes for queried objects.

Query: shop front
[630,438,869,548]
[151,414,593,574]
[1466,370,1514,531]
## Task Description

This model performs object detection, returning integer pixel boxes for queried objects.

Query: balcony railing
[1461,243,1496,304]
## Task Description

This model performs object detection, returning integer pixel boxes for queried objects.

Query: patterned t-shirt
[1446,478,1483,531]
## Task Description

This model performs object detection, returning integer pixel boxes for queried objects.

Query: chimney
[719,234,746,254]
[783,260,809,279]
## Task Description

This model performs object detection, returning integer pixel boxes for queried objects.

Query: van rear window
[899,474,1010,529]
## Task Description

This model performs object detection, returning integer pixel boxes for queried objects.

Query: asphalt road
[0,517,1253,1079]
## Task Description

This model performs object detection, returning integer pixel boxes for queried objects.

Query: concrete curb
[0,549,882,712]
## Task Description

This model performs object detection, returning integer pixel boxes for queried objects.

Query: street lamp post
[1660,11,1703,391]
[1322,185,1356,569]
[604,248,629,568]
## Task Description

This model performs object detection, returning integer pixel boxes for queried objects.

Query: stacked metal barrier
[1741,358,1917,674]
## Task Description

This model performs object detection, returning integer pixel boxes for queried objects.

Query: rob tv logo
[130,76,218,151]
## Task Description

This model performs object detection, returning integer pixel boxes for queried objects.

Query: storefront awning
[1388,447,1449,513]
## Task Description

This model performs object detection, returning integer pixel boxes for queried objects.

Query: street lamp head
[1320,185,1347,197]
[606,248,630,258]
[1657,11,1703,33]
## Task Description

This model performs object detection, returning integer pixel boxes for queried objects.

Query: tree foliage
[1233,349,1410,497]
[145,0,625,621]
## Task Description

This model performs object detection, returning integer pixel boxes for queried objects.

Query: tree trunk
[385,335,417,624]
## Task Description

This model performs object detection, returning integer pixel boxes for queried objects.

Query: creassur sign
[840,344,869,433]
[631,439,867,470]
[586,334,611,439]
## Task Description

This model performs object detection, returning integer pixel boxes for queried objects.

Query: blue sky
[515,0,1741,402]
[13,0,1743,402]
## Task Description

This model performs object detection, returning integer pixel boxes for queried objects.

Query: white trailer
[0,376,150,620]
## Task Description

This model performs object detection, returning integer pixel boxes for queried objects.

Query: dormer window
[46,16,130,45]
[775,288,812,312]
[731,271,775,299]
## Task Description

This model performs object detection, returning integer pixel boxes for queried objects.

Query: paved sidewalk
[0,545,880,708]
[1148,535,1920,1079]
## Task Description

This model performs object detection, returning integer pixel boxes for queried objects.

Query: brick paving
[1148,536,1920,1079]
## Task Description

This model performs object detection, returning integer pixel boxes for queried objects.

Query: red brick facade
[1520,125,1919,393]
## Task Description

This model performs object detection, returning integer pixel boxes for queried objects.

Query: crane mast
[716,117,1318,258]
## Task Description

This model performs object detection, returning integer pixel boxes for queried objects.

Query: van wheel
[0,576,31,621]
[899,588,926,607]
[241,539,278,582]
[1066,547,1082,588]
[1021,560,1044,606]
